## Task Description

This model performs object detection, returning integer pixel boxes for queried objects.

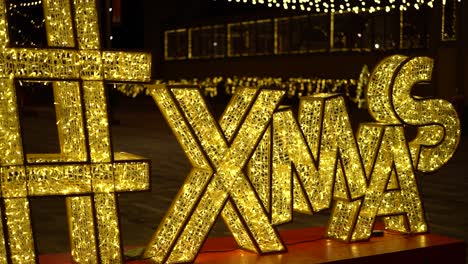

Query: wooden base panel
[39,226,466,264]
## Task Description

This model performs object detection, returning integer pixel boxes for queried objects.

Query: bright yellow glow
[145,55,460,261]
[392,56,460,172]
[327,55,460,242]
[366,55,407,124]
[271,99,367,227]
[0,0,460,258]
[145,85,285,263]
[299,94,366,211]
[367,54,461,173]
[225,0,437,13]
[349,124,426,241]
[0,0,151,263]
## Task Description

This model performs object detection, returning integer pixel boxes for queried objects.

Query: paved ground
[19,93,468,258]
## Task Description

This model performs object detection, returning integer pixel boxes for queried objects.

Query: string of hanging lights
[8,0,42,9]
[7,0,45,46]
[113,64,370,109]
[226,0,458,14]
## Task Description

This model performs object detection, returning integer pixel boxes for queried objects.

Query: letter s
[392,56,461,172]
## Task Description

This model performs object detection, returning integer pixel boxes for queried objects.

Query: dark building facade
[113,0,467,116]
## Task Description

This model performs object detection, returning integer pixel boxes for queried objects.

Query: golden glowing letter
[145,85,285,264]
[367,55,460,172]
[349,124,426,241]
[392,57,460,172]
[271,108,313,224]
[0,0,151,263]
[144,54,460,259]
[295,94,366,241]
[327,55,460,241]
[247,125,272,212]
[299,94,367,209]
[366,55,407,124]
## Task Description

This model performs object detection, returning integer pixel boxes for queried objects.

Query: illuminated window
[441,0,458,41]
[165,29,188,60]
[190,25,226,59]
[276,15,328,54]
[255,20,274,55]
[333,13,367,51]
[401,8,430,49]
[213,25,227,57]
[227,23,243,56]
[164,9,432,60]
[372,11,399,50]
[332,11,399,51]
[228,20,274,56]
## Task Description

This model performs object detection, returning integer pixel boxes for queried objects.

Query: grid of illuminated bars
[165,0,458,60]
[0,0,151,263]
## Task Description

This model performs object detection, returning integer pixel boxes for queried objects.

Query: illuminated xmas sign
[143,55,460,263]
[0,0,461,263]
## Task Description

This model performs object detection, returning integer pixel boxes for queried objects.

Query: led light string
[226,0,461,13]
[114,65,369,109]
[8,0,45,47]
[8,0,42,9]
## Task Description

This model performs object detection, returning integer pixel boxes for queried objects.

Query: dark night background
[3,0,468,262]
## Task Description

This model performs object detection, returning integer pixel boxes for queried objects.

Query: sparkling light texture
[392,56,460,172]
[350,125,426,241]
[248,126,271,212]
[0,205,6,264]
[368,55,460,173]
[145,54,460,261]
[41,3,97,258]
[299,94,366,211]
[366,55,407,124]
[226,0,437,14]
[0,0,151,263]
[272,108,315,225]
[145,85,285,263]
[325,55,460,242]
[4,198,35,264]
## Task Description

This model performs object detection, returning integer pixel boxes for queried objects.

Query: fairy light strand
[227,0,438,13]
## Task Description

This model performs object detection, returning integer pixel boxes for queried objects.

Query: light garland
[114,65,370,109]
[7,0,45,47]
[227,0,445,13]
[8,0,42,10]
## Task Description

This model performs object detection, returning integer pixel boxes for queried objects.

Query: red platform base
[39,226,466,264]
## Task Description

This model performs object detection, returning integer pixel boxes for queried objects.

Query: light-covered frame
[0,0,151,263]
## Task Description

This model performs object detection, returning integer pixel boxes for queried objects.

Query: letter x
[144,85,286,263]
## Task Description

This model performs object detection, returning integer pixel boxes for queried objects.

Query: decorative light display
[0,0,461,262]
[145,85,286,263]
[227,0,440,13]
[0,0,151,263]
[114,65,370,109]
[143,54,460,263]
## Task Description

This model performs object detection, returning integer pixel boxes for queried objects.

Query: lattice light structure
[0,0,151,263]
[267,96,368,226]
[367,55,461,172]
[144,85,286,263]
[326,55,460,241]
[227,0,439,13]
[144,55,460,261]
